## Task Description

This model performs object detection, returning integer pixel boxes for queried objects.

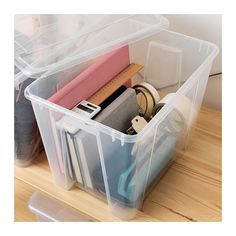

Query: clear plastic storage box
[25,14,218,220]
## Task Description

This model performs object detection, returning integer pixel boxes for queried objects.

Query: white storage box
[25,14,218,220]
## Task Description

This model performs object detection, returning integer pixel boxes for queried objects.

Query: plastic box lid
[14,14,169,87]
[28,192,95,221]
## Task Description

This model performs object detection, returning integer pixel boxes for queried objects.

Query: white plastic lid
[14,14,169,86]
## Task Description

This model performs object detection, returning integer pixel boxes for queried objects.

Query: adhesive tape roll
[134,86,154,120]
[153,93,176,115]
[153,93,197,129]
[133,82,160,105]
[177,96,198,128]
[133,82,160,120]
[138,82,160,104]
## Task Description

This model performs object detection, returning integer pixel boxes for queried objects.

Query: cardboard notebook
[48,45,130,109]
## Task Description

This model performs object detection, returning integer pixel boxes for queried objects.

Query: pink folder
[48,45,130,109]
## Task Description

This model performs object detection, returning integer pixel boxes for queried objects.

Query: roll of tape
[153,93,176,115]
[133,82,160,120]
[153,93,197,129]
[176,95,197,128]
[133,82,160,105]
[133,86,154,120]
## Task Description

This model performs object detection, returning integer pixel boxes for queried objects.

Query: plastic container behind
[28,192,95,221]
[14,66,44,166]
[26,16,218,220]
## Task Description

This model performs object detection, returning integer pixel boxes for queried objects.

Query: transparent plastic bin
[14,78,43,167]
[25,15,218,220]
[14,65,44,167]
[15,14,138,166]
[28,192,95,222]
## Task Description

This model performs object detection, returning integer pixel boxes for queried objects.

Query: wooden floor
[14,107,222,222]
[14,178,37,222]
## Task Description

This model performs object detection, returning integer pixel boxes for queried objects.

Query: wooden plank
[14,178,37,222]
[194,106,222,137]
[143,107,222,221]
[143,167,221,222]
